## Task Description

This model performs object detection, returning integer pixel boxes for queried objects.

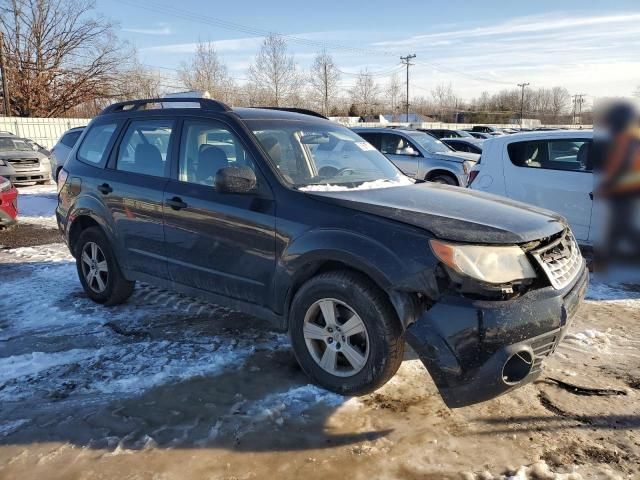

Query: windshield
[0,137,33,152]
[247,119,410,190]
[457,130,475,138]
[406,131,452,154]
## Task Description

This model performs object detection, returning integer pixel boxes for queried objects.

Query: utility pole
[571,94,586,125]
[517,82,529,130]
[323,62,328,117]
[0,32,11,117]
[400,54,416,122]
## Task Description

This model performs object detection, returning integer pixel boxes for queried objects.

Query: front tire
[289,271,404,395]
[75,227,135,305]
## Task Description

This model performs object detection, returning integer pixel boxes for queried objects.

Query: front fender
[272,229,405,318]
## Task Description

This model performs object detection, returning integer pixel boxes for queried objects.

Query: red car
[0,176,18,229]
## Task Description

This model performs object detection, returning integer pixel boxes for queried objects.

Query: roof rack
[255,107,328,120]
[99,97,231,115]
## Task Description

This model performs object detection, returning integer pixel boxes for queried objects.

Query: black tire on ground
[74,226,135,305]
[289,270,404,396]
[429,174,457,185]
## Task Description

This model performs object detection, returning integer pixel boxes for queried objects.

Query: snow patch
[299,177,414,192]
[0,419,30,437]
[244,385,346,424]
[563,328,612,352]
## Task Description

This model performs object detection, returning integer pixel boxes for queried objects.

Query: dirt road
[0,186,638,479]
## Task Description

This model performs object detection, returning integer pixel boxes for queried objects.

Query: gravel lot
[0,185,638,480]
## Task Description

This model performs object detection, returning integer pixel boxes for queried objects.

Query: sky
[96,0,640,104]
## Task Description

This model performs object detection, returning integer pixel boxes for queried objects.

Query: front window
[406,131,453,154]
[0,138,33,152]
[247,120,410,190]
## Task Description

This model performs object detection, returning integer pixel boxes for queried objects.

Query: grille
[530,230,583,290]
[7,158,40,171]
[530,331,559,373]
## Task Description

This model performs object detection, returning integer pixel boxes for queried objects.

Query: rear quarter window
[60,130,82,148]
[77,122,119,167]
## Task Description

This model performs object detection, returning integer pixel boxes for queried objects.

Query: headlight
[0,176,11,192]
[430,239,536,284]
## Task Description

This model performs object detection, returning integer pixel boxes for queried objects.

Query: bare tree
[309,50,340,116]
[248,34,301,107]
[350,69,379,116]
[549,86,570,122]
[431,83,460,122]
[179,40,235,104]
[0,0,128,117]
[385,74,402,120]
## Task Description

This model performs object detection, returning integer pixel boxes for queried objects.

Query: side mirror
[215,166,257,193]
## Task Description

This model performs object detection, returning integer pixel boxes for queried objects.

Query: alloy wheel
[81,241,109,293]
[302,298,370,377]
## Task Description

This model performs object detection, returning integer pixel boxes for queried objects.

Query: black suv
[56,98,588,407]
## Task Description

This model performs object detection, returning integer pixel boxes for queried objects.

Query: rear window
[60,130,83,148]
[77,123,118,166]
[507,139,592,172]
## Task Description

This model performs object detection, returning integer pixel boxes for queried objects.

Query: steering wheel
[335,167,356,176]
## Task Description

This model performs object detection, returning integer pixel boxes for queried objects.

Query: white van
[468,130,594,244]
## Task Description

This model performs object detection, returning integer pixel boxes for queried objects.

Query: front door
[503,137,593,242]
[163,117,276,305]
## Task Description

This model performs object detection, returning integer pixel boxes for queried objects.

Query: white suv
[468,130,594,244]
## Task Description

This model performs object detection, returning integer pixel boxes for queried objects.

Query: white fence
[0,116,591,150]
[0,117,90,149]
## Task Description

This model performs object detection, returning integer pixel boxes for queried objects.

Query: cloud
[123,23,172,36]
[372,12,640,48]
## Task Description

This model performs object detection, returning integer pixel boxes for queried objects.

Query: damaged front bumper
[405,262,588,408]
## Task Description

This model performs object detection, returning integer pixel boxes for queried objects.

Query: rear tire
[289,270,404,396]
[75,226,135,305]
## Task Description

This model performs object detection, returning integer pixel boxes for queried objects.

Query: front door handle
[166,196,188,210]
[589,192,594,200]
[98,183,112,195]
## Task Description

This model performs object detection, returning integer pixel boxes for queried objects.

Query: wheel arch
[274,230,410,331]
[425,168,459,185]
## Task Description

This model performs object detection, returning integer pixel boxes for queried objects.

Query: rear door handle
[589,192,594,200]
[166,196,188,210]
[98,183,112,195]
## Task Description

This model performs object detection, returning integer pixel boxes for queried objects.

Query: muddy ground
[0,186,638,479]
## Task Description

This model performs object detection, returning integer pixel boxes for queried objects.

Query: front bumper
[405,262,588,407]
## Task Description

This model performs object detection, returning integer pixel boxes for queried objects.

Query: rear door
[101,117,175,279]
[503,137,593,241]
[162,117,276,305]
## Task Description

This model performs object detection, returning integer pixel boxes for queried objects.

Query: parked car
[468,130,594,244]
[442,138,483,154]
[464,131,493,140]
[471,125,504,135]
[50,126,85,180]
[0,135,51,184]
[353,127,479,186]
[418,128,476,139]
[57,97,587,408]
[0,176,18,229]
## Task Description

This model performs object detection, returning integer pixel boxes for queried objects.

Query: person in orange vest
[595,101,640,265]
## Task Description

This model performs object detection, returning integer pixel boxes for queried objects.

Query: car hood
[430,151,479,163]
[0,150,45,160]
[308,182,566,244]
